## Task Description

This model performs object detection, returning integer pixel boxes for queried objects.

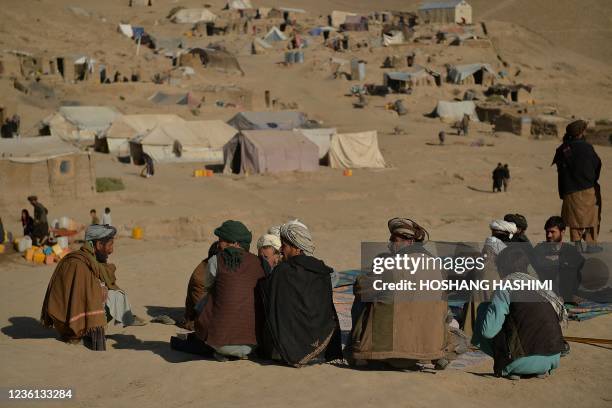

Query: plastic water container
[284,51,295,64]
[57,236,69,249]
[132,227,143,240]
[295,51,304,64]
[18,236,32,253]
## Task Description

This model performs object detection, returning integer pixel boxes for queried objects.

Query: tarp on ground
[433,101,479,123]
[171,8,218,24]
[328,131,386,169]
[383,30,405,46]
[447,63,495,84]
[226,0,253,10]
[294,128,336,159]
[183,48,244,74]
[227,111,307,130]
[264,27,287,42]
[223,130,319,174]
[331,10,357,28]
[148,91,194,105]
[0,136,80,163]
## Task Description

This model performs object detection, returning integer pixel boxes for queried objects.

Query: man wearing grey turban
[84,224,147,328]
[279,222,315,256]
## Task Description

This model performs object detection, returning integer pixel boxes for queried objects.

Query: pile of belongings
[16,236,71,265]
[565,301,612,321]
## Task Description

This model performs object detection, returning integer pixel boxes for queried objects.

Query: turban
[257,234,281,251]
[504,213,528,230]
[280,222,314,256]
[489,219,517,238]
[85,224,117,242]
[565,120,587,140]
[388,217,429,242]
[267,225,281,237]
[214,220,252,251]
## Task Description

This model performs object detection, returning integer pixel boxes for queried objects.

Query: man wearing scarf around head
[258,221,343,367]
[194,220,265,361]
[41,224,145,350]
[348,218,449,370]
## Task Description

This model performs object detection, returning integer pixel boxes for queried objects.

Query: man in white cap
[257,233,281,275]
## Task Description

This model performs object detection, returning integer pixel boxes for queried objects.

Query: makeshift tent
[432,101,478,123]
[0,136,96,199]
[149,35,185,51]
[383,31,405,46]
[100,114,182,155]
[170,8,217,24]
[227,111,307,130]
[264,27,287,42]
[328,131,386,169]
[226,0,253,10]
[223,130,319,174]
[331,10,357,28]
[294,128,336,160]
[383,68,432,91]
[148,91,195,105]
[42,106,120,145]
[447,63,495,85]
[180,48,244,75]
[309,27,336,36]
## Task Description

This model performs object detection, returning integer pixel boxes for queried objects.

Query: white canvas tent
[447,63,495,84]
[118,24,133,38]
[226,0,253,10]
[43,106,120,145]
[129,120,237,164]
[264,27,287,42]
[331,10,357,28]
[100,114,182,155]
[294,128,336,159]
[432,101,478,123]
[328,131,386,169]
[171,8,217,24]
[223,130,319,174]
[383,31,405,46]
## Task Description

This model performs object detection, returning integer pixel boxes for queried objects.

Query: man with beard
[259,221,342,367]
[348,218,449,370]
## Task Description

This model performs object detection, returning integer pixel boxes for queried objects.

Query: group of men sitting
[40,214,586,379]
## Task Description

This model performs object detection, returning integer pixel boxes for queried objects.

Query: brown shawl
[184,260,208,329]
[41,244,108,340]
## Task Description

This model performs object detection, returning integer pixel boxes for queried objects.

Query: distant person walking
[552,120,602,252]
[460,114,470,136]
[502,164,510,192]
[492,163,505,192]
[102,207,112,226]
[438,131,446,145]
[140,153,155,178]
[21,209,34,238]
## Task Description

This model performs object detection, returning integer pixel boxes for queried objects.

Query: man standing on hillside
[492,163,505,192]
[552,120,602,253]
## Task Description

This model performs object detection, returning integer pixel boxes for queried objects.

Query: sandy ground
[1,0,612,407]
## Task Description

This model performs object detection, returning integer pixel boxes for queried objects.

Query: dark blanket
[552,139,601,198]
[259,255,342,367]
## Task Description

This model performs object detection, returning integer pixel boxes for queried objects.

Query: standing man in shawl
[553,120,602,253]
[27,195,49,245]
[348,218,450,370]
[472,247,566,379]
[189,220,265,361]
[259,221,342,367]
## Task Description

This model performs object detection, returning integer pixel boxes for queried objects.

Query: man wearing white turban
[257,233,281,274]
